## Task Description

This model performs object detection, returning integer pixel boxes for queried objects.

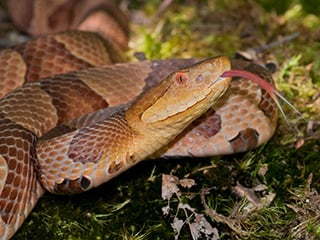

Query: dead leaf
[190,214,219,240]
[257,164,268,176]
[162,174,180,201]
[171,217,184,240]
[161,205,171,216]
[179,178,196,188]
[295,136,305,149]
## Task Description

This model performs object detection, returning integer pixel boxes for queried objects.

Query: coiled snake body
[0,2,278,239]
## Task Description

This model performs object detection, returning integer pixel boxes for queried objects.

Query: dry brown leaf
[179,178,197,189]
[190,214,219,240]
[171,217,184,240]
[161,205,171,216]
[161,174,180,201]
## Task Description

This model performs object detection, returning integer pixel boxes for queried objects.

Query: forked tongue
[221,69,303,126]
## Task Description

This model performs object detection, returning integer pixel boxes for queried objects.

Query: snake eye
[175,72,188,85]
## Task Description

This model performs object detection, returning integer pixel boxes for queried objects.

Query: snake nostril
[195,74,203,84]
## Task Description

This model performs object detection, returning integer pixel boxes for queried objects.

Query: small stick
[154,0,174,19]
[253,32,300,54]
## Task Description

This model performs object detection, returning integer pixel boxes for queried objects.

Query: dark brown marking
[108,161,124,174]
[258,88,278,120]
[167,109,221,151]
[175,109,221,142]
[48,0,76,30]
[0,114,38,225]
[67,110,128,164]
[192,110,222,138]
[40,77,108,123]
[229,128,259,152]
[126,152,138,164]
[13,35,93,82]
[40,124,77,141]
[54,176,91,194]
[67,126,105,164]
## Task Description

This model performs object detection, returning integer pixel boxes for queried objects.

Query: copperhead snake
[0,1,279,239]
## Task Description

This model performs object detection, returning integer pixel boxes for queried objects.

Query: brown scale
[0,83,58,136]
[189,109,222,138]
[67,109,131,164]
[13,34,95,82]
[40,76,108,124]
[1,1,130,238]
[229,128,259,152]
[78,10,128,52]
[7,0,129,37]
[259,88,278,120]
[7,0,76,34]
[0,50,27,98]
[8,0,129,51]
[0,116,42,237]
[75,63,150,106]
[54,31,124,64]
[243,63,278,122]
[167,109,222,151]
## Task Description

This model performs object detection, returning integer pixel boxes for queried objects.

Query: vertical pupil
[176,73,187,85]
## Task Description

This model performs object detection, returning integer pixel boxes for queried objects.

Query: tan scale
[76,63,151,106]
[0,50,27,98]
[54,31,117,65]
[0,83,58,136]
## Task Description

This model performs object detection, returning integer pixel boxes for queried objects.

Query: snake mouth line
[147,78,231,125]
[168,75,230,122]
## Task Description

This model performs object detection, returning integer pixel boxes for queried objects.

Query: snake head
[140,56,232,123]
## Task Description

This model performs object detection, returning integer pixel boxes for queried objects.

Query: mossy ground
[5,0,320,239]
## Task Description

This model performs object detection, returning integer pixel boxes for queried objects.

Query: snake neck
[38,97,211,195]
